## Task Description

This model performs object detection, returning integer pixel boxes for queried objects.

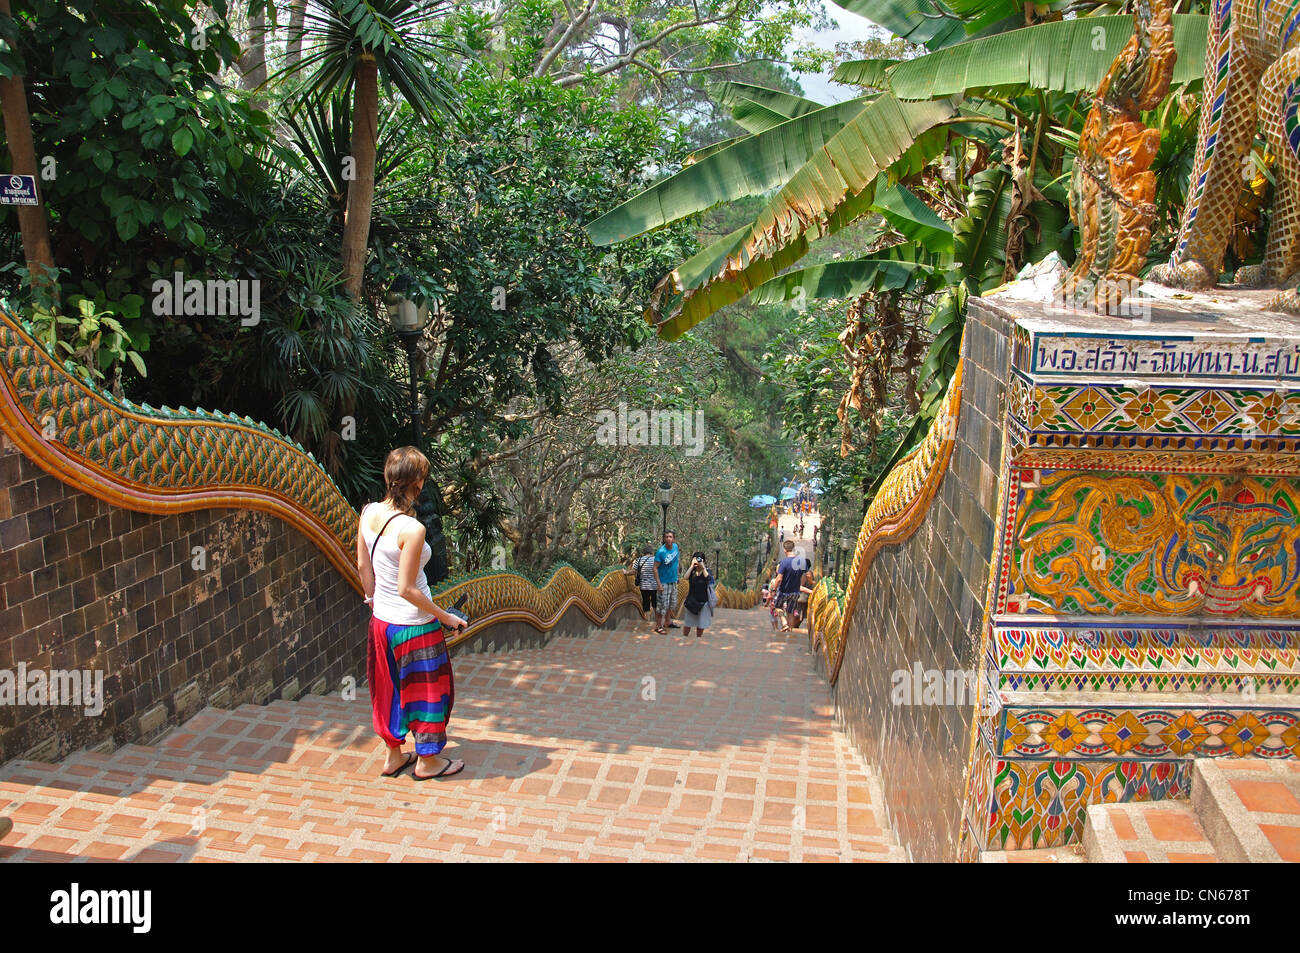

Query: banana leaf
[731,99,803,135]
[710,82,825,118]
[832,58,901,89]
[748,256,937,306]
[883,14,1208,100]
[586,96,871,245]
[873,185,954,255]
[829,0,970,50]
[651,123,954,339]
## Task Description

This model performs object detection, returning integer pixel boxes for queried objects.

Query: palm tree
[277,0,460,299]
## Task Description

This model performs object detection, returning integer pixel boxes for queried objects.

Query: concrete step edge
[1190,760,1276,863]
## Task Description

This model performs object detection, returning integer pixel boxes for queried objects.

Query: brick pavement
[0,607,904,862]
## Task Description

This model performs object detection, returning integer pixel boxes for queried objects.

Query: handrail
[809,354,965,683]
[0,307,764,643]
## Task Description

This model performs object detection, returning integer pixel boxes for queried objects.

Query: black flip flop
[414,757,465,781]
[381,752,417,777]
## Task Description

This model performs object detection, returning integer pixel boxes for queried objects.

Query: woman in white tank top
[358,447,467,781]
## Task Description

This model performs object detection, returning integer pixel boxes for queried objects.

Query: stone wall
[0,435,368,763]
[0,434,646,766]
[831,301,1011,862]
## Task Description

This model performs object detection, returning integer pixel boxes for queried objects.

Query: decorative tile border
[1007,375,1300,447]
[980,758,1194,851]
[994,705,1300,760]
[994,624,1300,677]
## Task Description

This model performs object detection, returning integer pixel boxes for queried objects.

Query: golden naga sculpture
[1150,1,1300,309]
[1062,0,1175,312]
[809,356,964,682]
[0,307,760,642]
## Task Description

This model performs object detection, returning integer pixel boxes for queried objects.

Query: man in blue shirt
[773,540,809,633]
[654,530,680,634]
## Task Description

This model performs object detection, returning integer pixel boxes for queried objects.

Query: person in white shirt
[358,447,467,781]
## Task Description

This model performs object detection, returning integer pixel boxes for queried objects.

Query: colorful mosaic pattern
[957,303,1300,858]
[1007,471,1300,618]
[995,624,1300,694]
[1008,377,1300,450]
[986,759,1193,851]
[998,705,1300,760]
[1151,0,1300,305]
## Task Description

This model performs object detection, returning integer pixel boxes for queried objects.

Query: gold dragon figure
[0,308,760,638]
[1150,0,1300,310]
[1062,0,1176,313]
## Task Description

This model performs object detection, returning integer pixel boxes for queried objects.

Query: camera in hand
[446,593,470,629]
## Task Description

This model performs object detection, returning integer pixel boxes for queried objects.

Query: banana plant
[588,4,1212,482]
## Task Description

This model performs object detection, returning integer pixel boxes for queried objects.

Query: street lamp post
[386,282,448,585]
[713,533,722,583]
[838,532,851,587]
[385,285,430,448]
[657,479,673,539]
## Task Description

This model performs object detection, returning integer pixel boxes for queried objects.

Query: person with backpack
[681,553,717,638]
[772,539,808,634]
[625,544,658,620]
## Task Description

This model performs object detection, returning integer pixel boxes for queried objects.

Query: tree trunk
[0,0,56,291]
[341,55,379,299]
[239,7,268,90]
[286,0,307,66]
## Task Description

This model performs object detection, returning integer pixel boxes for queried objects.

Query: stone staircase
[982,758,1300,863]
[0,608,905,862]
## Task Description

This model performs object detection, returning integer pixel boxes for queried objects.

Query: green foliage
[21,289,147,393]
[877,15,1208,99]
[2,0,262,257]
[279,0,462,125]
[371,69,697,461]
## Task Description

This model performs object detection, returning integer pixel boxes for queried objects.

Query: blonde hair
[382,446,430,512]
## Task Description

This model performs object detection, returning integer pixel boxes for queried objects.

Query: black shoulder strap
[369,511,404,563]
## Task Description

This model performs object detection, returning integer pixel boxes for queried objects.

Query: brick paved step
[1191,759,1300,862]
[1079,760,1300,862]
[1084,800,1218,862]
[980,845,1085,863]
[0,607,903,863]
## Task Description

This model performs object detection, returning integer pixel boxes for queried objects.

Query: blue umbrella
[807,479,825,495]
[749,494,776,507]
[779,486,798,500]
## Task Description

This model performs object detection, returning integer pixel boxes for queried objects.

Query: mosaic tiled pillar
[960,290,1300,858]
